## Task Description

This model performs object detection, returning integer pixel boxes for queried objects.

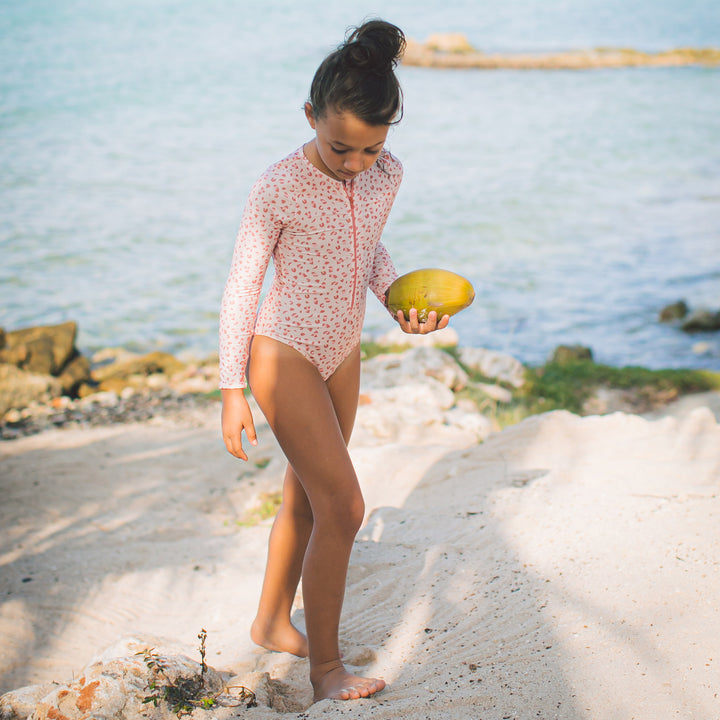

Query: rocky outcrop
[0,637,235,720]
[457,347,526,388]
[0,364,62,417]
[0,322,221,421]
[681,309,720,333]
[402,36,720,70]
[0,322,89,415]
[659,300,720,332]
[550,345,594,363]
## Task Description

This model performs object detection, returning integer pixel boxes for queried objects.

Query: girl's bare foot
[250,617,308,657]
[311,659,386,701]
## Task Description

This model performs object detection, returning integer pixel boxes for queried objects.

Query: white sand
[1,396,719,719]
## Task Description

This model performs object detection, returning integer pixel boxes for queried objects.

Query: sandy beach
[1,384,719,718]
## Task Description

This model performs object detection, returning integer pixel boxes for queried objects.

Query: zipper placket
[344,179,358,309]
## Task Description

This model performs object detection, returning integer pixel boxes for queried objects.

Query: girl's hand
[395,308,450,334]
[221,388,258,461]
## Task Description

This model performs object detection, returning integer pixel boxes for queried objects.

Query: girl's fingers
[395,308,451,334]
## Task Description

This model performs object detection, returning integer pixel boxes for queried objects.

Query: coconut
[386,268,475,323]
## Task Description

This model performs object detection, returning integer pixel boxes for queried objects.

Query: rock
[77,390,120,409]
[356,379,456,438]
[425,33,475,53]
[681,308,720,332]
[92,351,186,385]
[58,354,91,395]
[0,364,62,417]
[457,347,526,388]
[0,322,77,375]
[5,638,227,720]
[473,382,513,403]
[659,300,689,322]
[0,684,58,720]
[0,343,28,367]
[443,407,493,440]
[550,344,594,363]
[374,325,459,348]
[362,347,468,391]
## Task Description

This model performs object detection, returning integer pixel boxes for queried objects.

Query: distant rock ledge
[402,33,720,70]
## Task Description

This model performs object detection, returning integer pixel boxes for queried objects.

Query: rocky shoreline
[2,312,719,442]
[401,33,720,69]
[0,321,221,440]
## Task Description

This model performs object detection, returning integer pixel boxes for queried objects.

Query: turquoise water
[2,0,719,369]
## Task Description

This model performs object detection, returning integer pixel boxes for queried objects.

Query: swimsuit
[219,146,402,388]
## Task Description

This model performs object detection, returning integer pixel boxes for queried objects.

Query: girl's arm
[219,174,283,459]
[219,175,282,390]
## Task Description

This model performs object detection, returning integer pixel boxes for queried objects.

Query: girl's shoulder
[249,148,306,199]
[378,149,403,179]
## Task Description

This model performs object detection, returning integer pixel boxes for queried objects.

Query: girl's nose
[344,153,364,172]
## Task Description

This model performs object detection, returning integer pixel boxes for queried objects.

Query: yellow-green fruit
[386,268,475,323]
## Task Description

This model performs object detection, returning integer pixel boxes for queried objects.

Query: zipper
[344,179,358,309]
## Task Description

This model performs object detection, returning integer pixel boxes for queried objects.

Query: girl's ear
[304,102,316,129]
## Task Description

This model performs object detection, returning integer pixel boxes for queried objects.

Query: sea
[2,0,720,370]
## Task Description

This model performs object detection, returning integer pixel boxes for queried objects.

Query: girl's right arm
[221,388,257,461]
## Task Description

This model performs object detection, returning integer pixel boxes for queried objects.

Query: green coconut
[386,268,475,323]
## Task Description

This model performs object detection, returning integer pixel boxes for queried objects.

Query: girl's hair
[308,19,405,126]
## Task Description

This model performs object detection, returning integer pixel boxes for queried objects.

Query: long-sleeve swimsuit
[219,146,402,388]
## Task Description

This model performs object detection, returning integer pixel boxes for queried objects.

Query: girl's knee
[320,490,365,538]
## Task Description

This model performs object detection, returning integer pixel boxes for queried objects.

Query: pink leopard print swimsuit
[219,146,402,388]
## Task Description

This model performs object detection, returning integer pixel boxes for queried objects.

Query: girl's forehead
[319,110,389,147]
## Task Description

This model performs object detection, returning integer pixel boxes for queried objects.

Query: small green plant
[138,629,257,715]
[237,491,283,527]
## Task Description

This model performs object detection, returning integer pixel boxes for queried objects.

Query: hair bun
[342,20,406,76]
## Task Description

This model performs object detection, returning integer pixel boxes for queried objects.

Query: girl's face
[305,103,390,182]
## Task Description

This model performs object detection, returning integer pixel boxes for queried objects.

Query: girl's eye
[331,147,347,154]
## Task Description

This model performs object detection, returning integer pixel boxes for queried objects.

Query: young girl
[219,19,449,702]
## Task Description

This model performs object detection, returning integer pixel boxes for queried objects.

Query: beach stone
[659,299,689,322]
[77,390,120,409]
[92,351,186,384]
[357,379,456,438]
[22,639,225,720]
[473,382,514,403]
[458,347,526,388]
[0,321,77,375]
[681,308,720,332]
[361,347,468,391]
[0,684,58,720]
[58,354,91,395]
[551,344,594,363]
[16,336,56,375]
[0,364,62,417]
[374,325,459,348]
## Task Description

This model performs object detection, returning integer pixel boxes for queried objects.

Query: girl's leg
[249,343,360,659]
[250,464,313,657]
[248,336,385,701]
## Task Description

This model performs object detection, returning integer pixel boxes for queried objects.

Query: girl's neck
[303,140,342,182]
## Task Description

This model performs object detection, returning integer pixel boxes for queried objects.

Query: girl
[219,19,449,702]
